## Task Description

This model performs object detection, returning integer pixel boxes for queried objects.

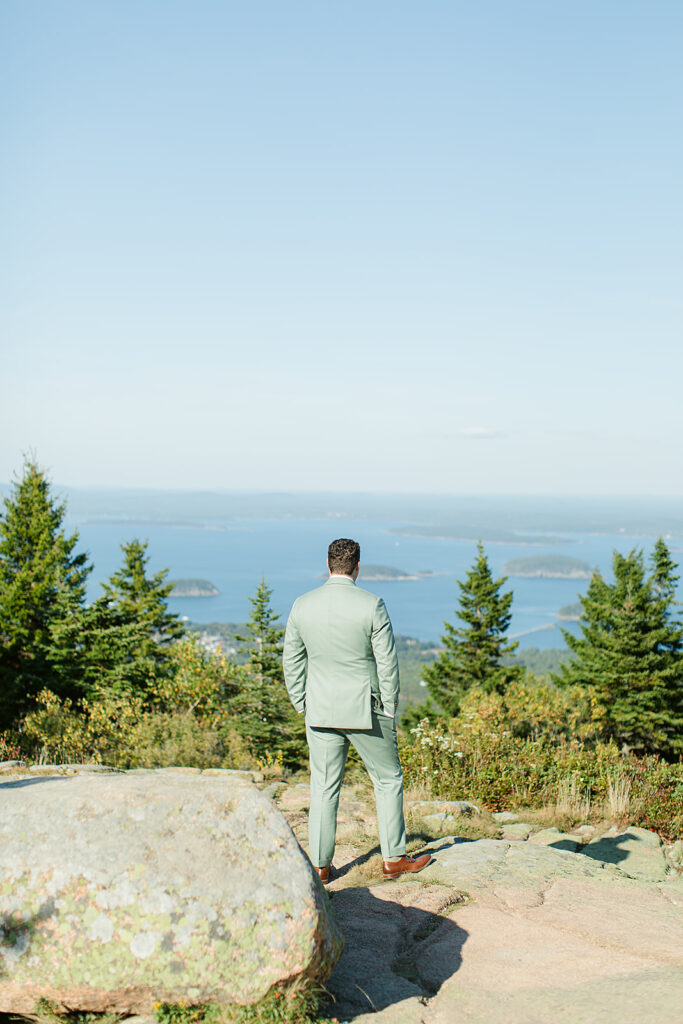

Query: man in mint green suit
[283,538,432,883]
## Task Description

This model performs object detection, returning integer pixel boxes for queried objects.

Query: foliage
[554,545,683,756]
[394,635,438,705]
[46,596,155,703]
[21,688,148,766]
[98,538,185,690]
[19,684,257,771]
[150,637,245,720]
[0,459,91,726]
[0,733,23,761]
[504,646,570,678]
[154,984,334,1024]
[30,997,123,1024]
[422,542,523,715]
[233,579,307,767]
[399,686,683,839]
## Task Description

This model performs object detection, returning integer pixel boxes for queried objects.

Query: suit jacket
[282,576,400,729]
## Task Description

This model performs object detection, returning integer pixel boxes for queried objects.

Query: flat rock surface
[273,780,683,1024]
[582,826,670,881]
[527,827,580,853]
[333,838,683,1024]
[0,773,341,1013]
[500,821,533,840]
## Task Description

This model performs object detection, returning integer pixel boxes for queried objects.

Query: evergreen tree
[422,542,523,716]
[651,536,681,610]
[555,546,683,756]
[0,460,91,725]
[47,596,154,702]
[234,578,307,766]
[98,539,185,690]
[101,539,184,641]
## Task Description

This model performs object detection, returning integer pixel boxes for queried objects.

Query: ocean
[67,513,683,650]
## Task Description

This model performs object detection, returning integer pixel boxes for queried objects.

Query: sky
[2,0,682,495]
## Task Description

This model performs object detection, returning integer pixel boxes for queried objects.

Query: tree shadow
[0,904,55,979]
[323,886,468,1019]
[548,839,582,853]
[0,777,71,790]
[578,831,645,868]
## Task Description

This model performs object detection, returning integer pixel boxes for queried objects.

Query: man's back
[282,538,432,884]
[283,576,399,729]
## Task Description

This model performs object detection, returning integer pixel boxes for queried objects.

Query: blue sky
[2,1,682,493]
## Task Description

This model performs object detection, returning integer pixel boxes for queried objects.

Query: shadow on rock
[324,886,468,1019]
[548,839,582,853]
[0,778,71,791]
[0,906,51,979]
[581,831,646,867]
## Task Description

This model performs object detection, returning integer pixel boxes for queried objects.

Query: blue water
[68,516,682,649]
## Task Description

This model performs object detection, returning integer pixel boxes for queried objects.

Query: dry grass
[555,774,591,821]
[604,773,633,819]
[402,779,437,804]
[337,851,385,887]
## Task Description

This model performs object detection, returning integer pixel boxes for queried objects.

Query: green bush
[18,688,257,772]
[399,685,683,839]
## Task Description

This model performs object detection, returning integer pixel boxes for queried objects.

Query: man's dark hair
[328,538,360,576]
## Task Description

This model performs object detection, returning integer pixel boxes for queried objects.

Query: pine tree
[555,546,683,756]
[101,539,184,641]
[422,542,523,716]
[233,578,306,765]
[98,539,185,691]
[651,537,681,609]
[0,460,91,725]
[47,596,154,702]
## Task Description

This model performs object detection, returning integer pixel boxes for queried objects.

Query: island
[169,578,220,597]
[390,525,569,545]
[319,565,440,582]
[556,602,582,621]
[503,556,592,579]
[359,564,439,581]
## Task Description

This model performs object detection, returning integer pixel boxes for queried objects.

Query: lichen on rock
[0,772,342,1014]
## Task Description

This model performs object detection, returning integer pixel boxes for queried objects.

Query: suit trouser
[306,711,407,866]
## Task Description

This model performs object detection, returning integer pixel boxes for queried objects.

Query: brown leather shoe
[382,853,433,881]
[314,865,333,884]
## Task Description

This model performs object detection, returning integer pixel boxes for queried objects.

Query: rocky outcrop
[270,781,683,1024]
[0,772,342,1014]
[582,825,670,881]
[327,837,683,1023]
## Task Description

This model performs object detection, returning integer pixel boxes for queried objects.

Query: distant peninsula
[169,578,220,597]
[319,565,440,582]
[503,556,592,579]
[359,564,439,581]
[389,525,569,545]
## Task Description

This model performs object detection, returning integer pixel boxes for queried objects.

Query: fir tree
[47,596,154,702]
[234,578,306,765]
[555,546,683,756]
[0,459,91,725]
[651,537,681,610]
[422,542,523,716]
[98,539,185,690]
[101,539,184,641]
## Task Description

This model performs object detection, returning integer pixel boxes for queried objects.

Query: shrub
[399,685,683,839]
[19,688,258,771]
